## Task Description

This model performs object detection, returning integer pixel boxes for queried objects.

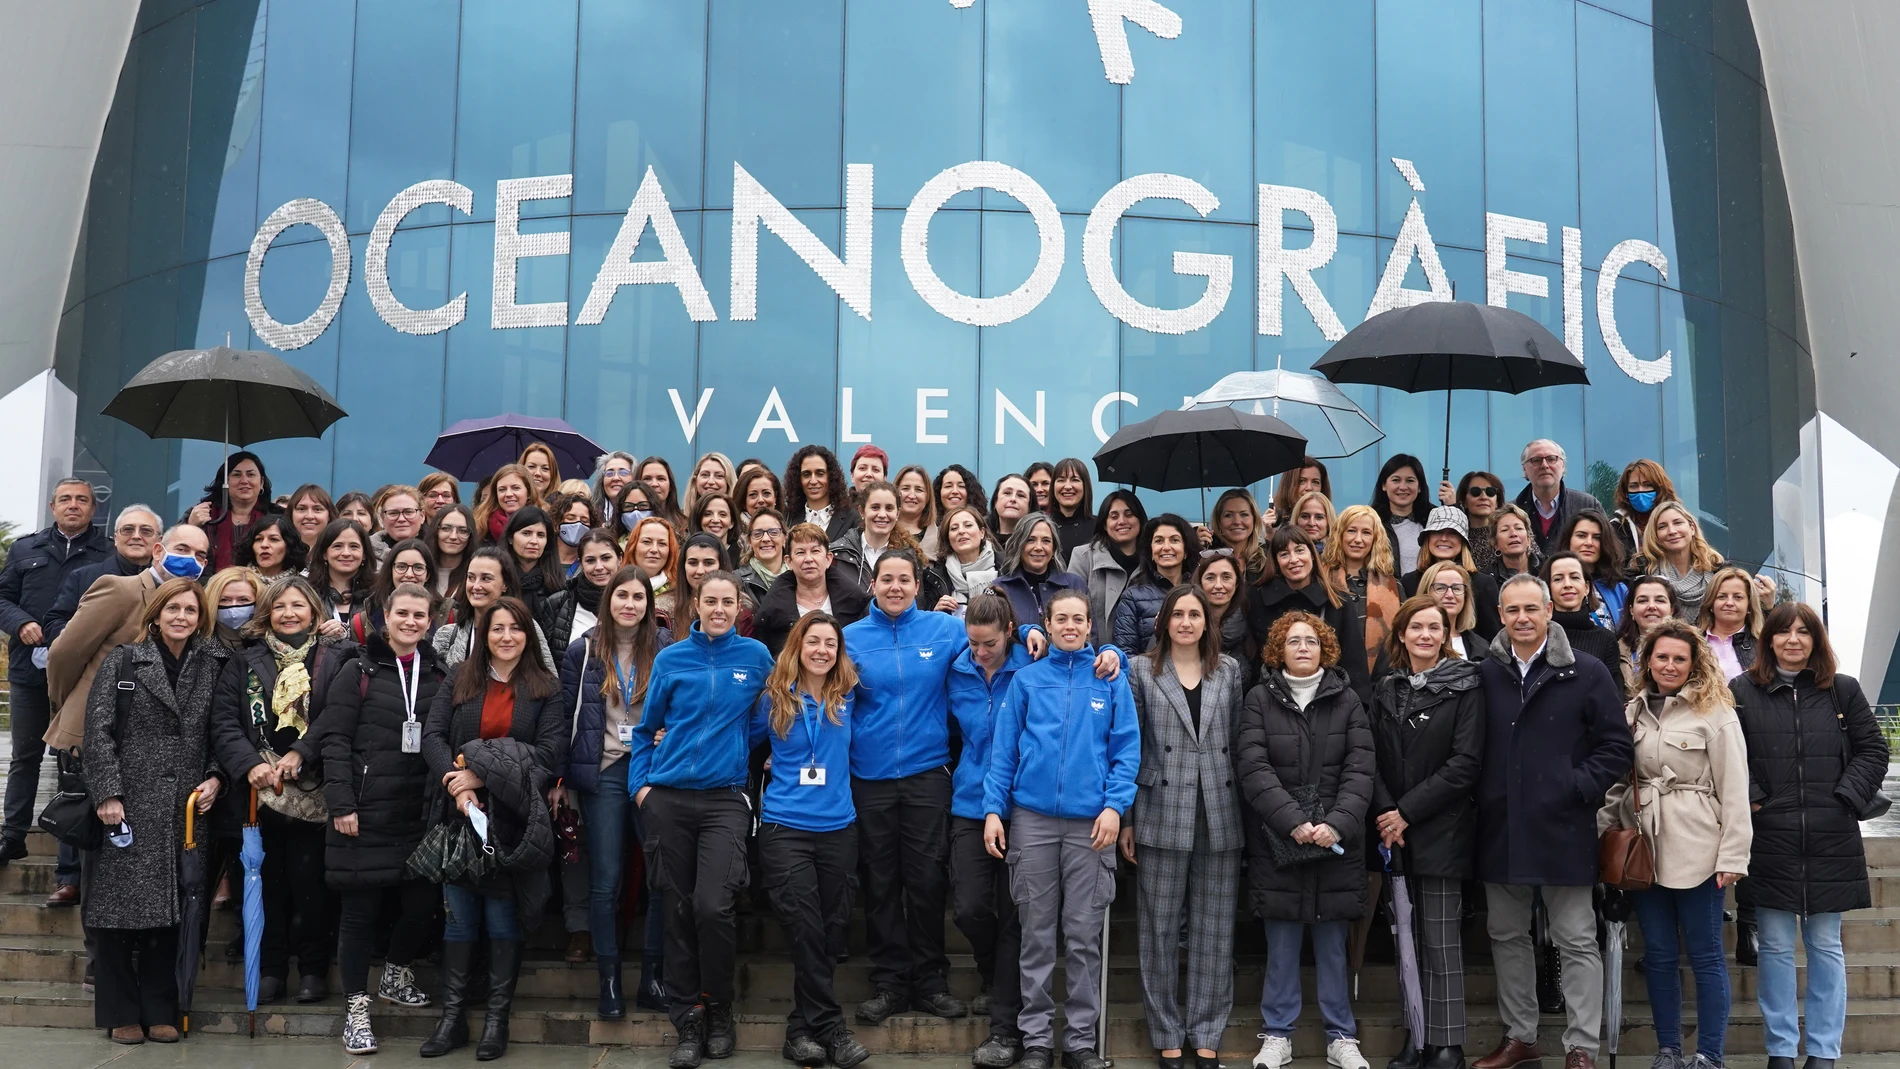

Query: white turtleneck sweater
[1284,668,1323,710]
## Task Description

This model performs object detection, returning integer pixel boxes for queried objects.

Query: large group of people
[0,436,1885,1069]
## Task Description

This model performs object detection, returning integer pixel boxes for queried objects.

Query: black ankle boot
[598,955,625,1020]
[420,941,474,1057]
[638,957,670,1011]
[476,940,521,1061]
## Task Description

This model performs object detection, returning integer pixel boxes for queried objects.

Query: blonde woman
[517,442,562,504]
[1696,565,1765,681]
[1323,505,1399,685]
[1415,561,1486,660]
[683,452,737,516]
[1599,618,1750,1069]
[1289,490,1337,553]
[1639,501,1723,621]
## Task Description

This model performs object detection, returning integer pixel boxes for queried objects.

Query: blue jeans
[1756,909,1846,1059]
[579,755,665,964]
[1631,877,1729,1060]
[1260,919,1354,1040]
[443,883,521,942]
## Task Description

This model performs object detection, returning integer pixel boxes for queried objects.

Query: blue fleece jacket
[750,690,856,832]
[983,644,1141,821]
[947,642,1035,820]
[843,602,970,781]
[626,624,774,794]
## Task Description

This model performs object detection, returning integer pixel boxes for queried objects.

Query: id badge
[617,724,635,744]
[800,764,827,787]
[401,720,422,753]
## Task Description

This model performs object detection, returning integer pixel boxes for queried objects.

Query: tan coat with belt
[44,570,160,752]
[1598,690,1753,889]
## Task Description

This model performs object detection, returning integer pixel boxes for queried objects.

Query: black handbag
[1830,686,1893,820]
[37,648,137,850]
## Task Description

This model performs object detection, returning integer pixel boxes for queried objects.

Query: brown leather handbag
[1599,770,1655,890]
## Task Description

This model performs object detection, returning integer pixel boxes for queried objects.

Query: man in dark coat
[0,478,110,872]
[1473,575,1631,1069]
[1513,439,1606,557]
[751,525,870,657]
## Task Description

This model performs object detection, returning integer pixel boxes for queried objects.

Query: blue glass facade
[58,0,1808,562]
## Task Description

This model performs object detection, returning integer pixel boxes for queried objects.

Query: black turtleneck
[1107,544,1138,574]
[155,637,186,687]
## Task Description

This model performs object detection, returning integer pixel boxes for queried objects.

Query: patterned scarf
[261,631,318,736]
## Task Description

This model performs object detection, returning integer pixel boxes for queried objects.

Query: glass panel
[982,1,1119,215]
[1258,232,1382,499]
[1122,0,1254,223]
[1256,0,1375,235]
[842,0,983,210]
[704,0,844,211]
[1577,6,1657,266]
[187,0,263,262]
[575,0,707,215]
[1582,271,1663,503]
[454,0,578,222]
[347,0,460,232]
[1483,0,1578,237]
[334,231,450,492]
[836,208,979,474]
[443,222,568,423]
[1654,30,1718,301]
[127,13,194,280]
[1374,0,1483,249]
[255,0,354,229]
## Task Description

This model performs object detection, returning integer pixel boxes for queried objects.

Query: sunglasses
[1465,486,1501,499]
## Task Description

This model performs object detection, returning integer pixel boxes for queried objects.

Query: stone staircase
[1,827,1899,1057]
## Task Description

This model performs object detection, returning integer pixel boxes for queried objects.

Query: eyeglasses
[1525,455,1564,468]
[603,467,633,479]
[750,527,785,540]
[1284,635,1321,649]
[116,524,158,537]
[1465,486,1500,499]
[1430,583,1468,596]
[392,562,429,576]
[383,508,421,521]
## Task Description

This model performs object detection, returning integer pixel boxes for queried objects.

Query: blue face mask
[559,521,589,546]
[217,605,255,630]
[620,509,651,531]
[1627,490,1657,513]
[160,552,204,580]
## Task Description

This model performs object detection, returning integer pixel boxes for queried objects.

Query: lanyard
[798,696,824,765]
[394,654,421,723]
[611,655,638,709]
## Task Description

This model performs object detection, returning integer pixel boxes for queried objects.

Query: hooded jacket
[844,601,970,781]
[625,624,774,793]
[983,644,1140,821]
[750,690,856,833]
[1369,657,1485,879]
[947,641,1035,820]
[1475,624,1633,886]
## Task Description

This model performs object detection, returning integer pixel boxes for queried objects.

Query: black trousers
[950,815,1023,1036]
[760,823,857,1041]
[852,768,952,997]
[337,880,437,996]
[93,925,179,1029]
[2,681,49,841]
[643,785,750,1025]
[260,809,332,980]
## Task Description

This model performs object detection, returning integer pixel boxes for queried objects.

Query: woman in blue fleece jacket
[626,572,772,1069]
[749,612,868,1069]
[983,589,1140,1069]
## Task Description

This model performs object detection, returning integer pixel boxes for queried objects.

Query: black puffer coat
[317,635,446,890]
[1369,658,1484,879]
[1110,575,1171,658]
[1248,579,1374,702]
[1731,669,1889,914]
[537,572,604,656]
[456,736,557,923]
[421,673,568,827]
[1236,666,1375,922]
[1553,609,1627,702]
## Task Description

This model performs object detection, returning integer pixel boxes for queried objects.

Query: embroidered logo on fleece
[918,648,935,661]
[731,670,749,684]
[1090,698,1106,712]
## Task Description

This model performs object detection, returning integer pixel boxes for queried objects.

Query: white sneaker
[342,993,378,1055]
[1327,1037,1369,1069]
[1253,1034,1292,1069]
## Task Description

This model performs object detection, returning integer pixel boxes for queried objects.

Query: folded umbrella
[424,413,604,482]
[241,788,267,1036]
[175,791,208,1037]
[1380,845,1427,1055]
[1602,888,1631,1068]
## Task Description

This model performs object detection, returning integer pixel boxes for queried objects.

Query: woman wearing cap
[1400,507,1502,641]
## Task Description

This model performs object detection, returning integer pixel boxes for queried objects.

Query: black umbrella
[1310,300,1588,482]
[101,342,346,446]
[176,791,209,1036]
[1093,406,1308,516]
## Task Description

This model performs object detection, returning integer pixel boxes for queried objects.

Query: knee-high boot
[419,941,474,1057]
[476,940,521,1061]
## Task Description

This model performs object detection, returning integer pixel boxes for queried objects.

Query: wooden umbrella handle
[184,791,199,850]
[248,785,259,826]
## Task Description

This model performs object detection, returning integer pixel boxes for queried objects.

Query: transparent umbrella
[1188,366,1383,459]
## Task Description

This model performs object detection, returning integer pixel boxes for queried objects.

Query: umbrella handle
[184,791,199,850]
[248,785,259,826]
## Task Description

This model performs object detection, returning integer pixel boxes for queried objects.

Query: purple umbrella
[423,413,605,482]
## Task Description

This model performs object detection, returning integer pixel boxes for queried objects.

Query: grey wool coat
[1127,651,1247,852]
[82,636,230,930]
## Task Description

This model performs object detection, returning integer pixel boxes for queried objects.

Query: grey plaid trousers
[1414,875,1468,1046]
[1135,817,1242,1051]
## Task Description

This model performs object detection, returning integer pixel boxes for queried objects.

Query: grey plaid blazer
[1127,652,1246,852]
